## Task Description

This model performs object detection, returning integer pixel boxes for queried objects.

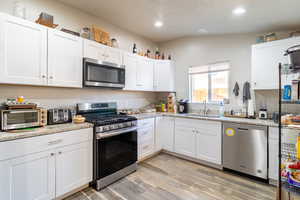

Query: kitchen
[0,0,300,200]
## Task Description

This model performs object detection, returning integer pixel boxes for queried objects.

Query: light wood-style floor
[64,153,276,200]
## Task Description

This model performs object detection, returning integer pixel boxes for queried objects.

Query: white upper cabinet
[136,57,154,91]
[83,39,106,61]
[154,60,175,92]
[123,54,154,91]
[48,29,83,88]
[105,46,123,65]
[83,39,122,65]
[0,13,48,86]
[123,52,138,90]
[252,37,300,90]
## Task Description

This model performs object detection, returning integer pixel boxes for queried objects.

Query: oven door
[83,58,125,88]
[1,110,40,130]
[95,128,137,180]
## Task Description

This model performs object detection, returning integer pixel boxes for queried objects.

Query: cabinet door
[55,141,93,197]
[158,117,175,152]
[123,53,138,90]
[0,150,55,200]
[138,126,155,160]
[252,37,300,90]
[196,122,222,164]
[0,14,47,86]
[48,29,83,88]
[83,39,106,60]
[269,127,279,181]
[137,57,154,91]
[105,47,123,66]
[154,61,175,92]
[174,125,196,158]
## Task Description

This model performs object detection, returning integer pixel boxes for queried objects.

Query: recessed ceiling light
[232,7,246,15]
[198,28,208,33]
[154,21,163,28]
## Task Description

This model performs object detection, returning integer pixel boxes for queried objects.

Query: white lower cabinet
[55,142,92,197]
[195,120,222,165]
[174,118,222,165]
[138,118,155,160]
[0,128,93,200]
[174,125,196,157]
[157,117,175,152]
[0,150,56,200]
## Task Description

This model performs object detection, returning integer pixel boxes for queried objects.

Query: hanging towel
[243,81,251,103]
[233,82,239,96]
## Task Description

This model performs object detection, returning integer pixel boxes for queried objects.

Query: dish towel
[243,81,251,103]
[233,82,239,96]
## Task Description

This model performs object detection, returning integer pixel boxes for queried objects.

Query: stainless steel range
[77,102,138,190]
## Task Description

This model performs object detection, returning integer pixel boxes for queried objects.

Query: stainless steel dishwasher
[222,122,268,179]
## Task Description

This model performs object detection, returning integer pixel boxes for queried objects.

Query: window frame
[188,61,230,104]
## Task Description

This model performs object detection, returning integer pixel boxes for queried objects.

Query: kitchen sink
[184,113,221,118]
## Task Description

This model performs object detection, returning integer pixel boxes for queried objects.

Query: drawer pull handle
[48,139,63,145]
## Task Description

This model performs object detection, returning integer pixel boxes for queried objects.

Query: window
[189,62,230,103]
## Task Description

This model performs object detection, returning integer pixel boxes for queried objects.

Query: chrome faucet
[200,100,210,116]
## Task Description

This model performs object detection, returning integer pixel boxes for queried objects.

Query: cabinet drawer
[138,126,154,142]
[138,118,155,128]
[0,128,93,161]
[175,118,221,133]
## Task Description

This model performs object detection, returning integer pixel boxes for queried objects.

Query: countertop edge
[0,122,94,143]
[132,113,279,128]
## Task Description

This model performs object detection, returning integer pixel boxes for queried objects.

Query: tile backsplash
[0,85,159,109]
[255,90,300,115]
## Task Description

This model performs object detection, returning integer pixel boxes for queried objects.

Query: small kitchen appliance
[47,108,72,125]
[0,108,47,131]
[77,102,138,190]
[178,99,188,113]
[258,109,268,119]
[83,58,125,89]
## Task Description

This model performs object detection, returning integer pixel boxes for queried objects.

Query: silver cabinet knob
[58,151,62,155]
[42,75,46,78]
[49,76,54,79]
[50,153,55,156]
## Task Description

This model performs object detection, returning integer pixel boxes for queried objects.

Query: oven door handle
[5,110,38,114]
[96,126,137,140]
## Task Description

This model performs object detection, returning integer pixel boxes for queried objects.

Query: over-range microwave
[83,58,125,88]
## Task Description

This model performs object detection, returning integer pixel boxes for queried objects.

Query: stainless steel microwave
[83,58,125,88]
[0,109,47,131]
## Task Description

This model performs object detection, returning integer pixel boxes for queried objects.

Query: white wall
[159,34,257,111]
[0,0,157,52]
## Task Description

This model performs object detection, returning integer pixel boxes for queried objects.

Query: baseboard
[162,150,223,170]
[55,184,89,200]
[268,179,278,186]
[138,150,162,163]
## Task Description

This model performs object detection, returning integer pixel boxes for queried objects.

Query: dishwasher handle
[238,127,249,131]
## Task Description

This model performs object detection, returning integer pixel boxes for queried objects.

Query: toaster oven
[0,108,47,131]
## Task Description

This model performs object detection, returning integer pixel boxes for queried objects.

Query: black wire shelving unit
[278,63,300,200]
